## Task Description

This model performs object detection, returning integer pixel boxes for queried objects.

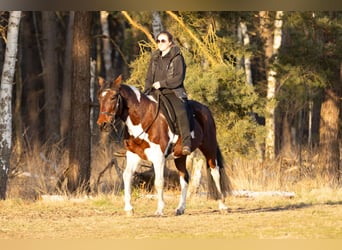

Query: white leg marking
[145,146,165,216]
[218,200,228,210]
[123,151,141,214]
[210,165,222,194]
[176,176,188,215]
[210,164,228,210]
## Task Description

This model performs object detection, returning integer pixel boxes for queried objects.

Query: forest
[0,11,341,200]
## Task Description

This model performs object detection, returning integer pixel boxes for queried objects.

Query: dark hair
[156,30,174,43]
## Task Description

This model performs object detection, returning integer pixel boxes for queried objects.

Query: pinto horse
[97,75,232,216]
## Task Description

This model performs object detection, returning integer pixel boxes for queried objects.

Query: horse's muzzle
[98,121,112,132]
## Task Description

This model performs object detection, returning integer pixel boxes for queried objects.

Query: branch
[166,11,217,66]
[121,11,157,47]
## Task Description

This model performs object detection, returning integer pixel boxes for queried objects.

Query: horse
[97,75,232,216]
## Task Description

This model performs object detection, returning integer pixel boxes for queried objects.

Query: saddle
[150,89,194,135]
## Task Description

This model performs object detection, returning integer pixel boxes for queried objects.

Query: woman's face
[157,33,172,53]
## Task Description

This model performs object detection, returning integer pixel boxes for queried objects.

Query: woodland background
[0,11,341,199]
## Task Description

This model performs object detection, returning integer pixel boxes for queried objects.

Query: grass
[3,144,342,239]
[1,188,342,239]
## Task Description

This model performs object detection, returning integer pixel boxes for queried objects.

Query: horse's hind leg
[174,156,189,216]
[209,163,228,211]
[202,148,230,212]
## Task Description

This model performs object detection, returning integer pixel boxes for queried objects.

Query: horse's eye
[111,96,116,101]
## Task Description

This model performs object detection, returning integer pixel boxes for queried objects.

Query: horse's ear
[98,77,105,88]
[111,75,122,88]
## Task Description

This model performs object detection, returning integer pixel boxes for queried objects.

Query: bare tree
[20,12,42,147]
[42,11,60,144]
[0,11,21,199]
[60,11,74,143]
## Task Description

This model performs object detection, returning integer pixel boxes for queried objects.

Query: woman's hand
[152,81,161,89]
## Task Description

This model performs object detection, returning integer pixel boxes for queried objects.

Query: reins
[132,89,161,143]
[102,87,162,144]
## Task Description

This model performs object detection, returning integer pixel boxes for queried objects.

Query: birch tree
[260,11,284,160]
[0,11,21,199]
[238,21,253,85]
[238,20,263,161]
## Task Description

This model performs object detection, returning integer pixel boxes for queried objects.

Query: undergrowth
[5,141,341,200]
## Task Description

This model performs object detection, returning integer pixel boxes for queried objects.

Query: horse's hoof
[154,211,164,216]
[219,208,229,214]
[218,201,228,210]
[125,210,134,217]
[175,209,185,216]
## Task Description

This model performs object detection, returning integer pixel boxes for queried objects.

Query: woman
[145,31,191,155]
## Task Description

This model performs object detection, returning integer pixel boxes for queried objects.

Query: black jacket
[145,45,187,99]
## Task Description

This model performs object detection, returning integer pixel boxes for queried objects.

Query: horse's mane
[120,84,157,103]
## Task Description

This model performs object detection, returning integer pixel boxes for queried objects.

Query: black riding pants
[163,93,191,148]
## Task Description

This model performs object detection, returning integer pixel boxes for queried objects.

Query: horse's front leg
[174,157,189,216]
[147,149,166,216]
[153,157,166,216]
[122,151,141,216]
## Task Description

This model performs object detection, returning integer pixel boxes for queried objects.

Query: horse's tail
[206,146,233,200]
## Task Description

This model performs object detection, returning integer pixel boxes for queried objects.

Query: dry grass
[3,143,342,239]
[1,188,342,239]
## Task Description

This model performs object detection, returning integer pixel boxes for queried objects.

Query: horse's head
[97,75,123,132]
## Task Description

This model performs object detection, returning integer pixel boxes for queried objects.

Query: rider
[145,30,191,155]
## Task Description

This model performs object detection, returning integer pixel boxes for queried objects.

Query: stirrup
[182,146,191,155]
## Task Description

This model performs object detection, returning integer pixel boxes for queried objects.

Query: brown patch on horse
[120,85,173,154]
[124,136,150,161]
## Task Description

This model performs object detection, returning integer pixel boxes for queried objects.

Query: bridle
[100,91,123,135]
[99,87,162,144]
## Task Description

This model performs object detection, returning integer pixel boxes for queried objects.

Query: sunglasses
[157,39,168,43]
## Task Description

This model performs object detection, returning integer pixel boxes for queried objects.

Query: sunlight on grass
[3,143,342,239]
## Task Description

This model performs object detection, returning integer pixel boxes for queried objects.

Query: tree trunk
[42,11,60,144]
[100,11,114,80]
[14,26,24,157]
[261,11,283,160]
[260,11,275,160]
[60,11,74,144]
[319,88,340,186]
[20,12,42,147]
[0,11,21,199]
[238,21,253,85]
[281,113,294,157]
[64,11,92,193]
[239,20,263,161]
[151,11,163,39]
